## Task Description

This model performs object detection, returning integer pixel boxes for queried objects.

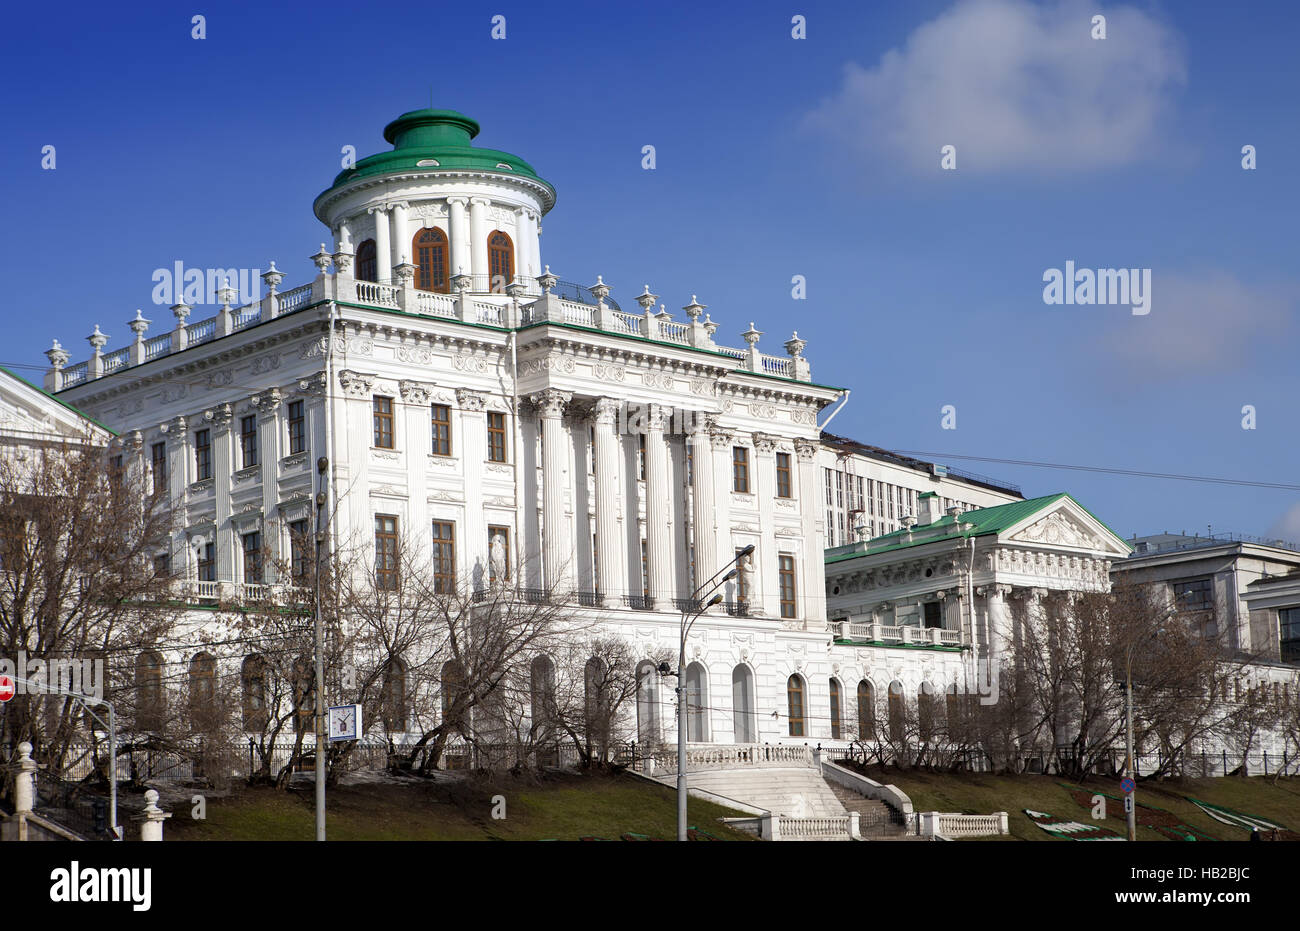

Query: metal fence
[33,769,114,840]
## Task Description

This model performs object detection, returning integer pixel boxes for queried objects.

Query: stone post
[44,340,69,391]
[394,259,416,312]
[332,249,355,302]
[128,310,150,365]
[171,303,191,352]
[684,296,712,348]
[86,325,108,379]
[141,789,171,841]
[643,404,673,607]
[997,811,1009,834]
[453,273,473,322]
[784,331,810,381]
[741,322,763,373]
[312,244,334,300]
[849,810,861,840]
[261,261,284,319]
[14,741,36,814]
[216,282,237,337]
[591,276,614,330]
[636,285,658,338]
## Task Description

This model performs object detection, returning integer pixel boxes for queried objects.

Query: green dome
[314,108,555,217]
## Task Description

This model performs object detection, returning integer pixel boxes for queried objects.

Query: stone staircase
[686,767,849,818]
[825,781,911,838]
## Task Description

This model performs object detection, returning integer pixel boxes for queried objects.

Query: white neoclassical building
[41,107,868,751]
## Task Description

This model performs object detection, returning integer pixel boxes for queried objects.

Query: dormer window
[495,162,513,171]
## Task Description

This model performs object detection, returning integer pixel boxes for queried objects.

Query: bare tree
[0,433,182,788]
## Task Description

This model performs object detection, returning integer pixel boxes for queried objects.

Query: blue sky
[2,0,1296,542]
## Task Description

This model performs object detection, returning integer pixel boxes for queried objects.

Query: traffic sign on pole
[0,675,15,702]
[1120,777,1135,794]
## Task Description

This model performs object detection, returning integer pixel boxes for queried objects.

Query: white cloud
[1098,271,1295,374]
[1267,503,1300,545]
[807,0,1187,175]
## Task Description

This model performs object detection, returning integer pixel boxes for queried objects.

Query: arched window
[918,682,937,741]
[857,680,874,739]
[487,230,514,290]
[530,654,557,765]
[635,661,660,746]
[356,239,377,282]
[441,659,466,732]
[584,656,610,754]
[685,662,708,742]
[241,655,267,731]
[829,678,843,740]
[189,652,216,716]
[787,675,805,737]
[732,665,756,744]
[292,656,313,734]
[887,680,905,742]
[136,650,163,731]
[382,657,407,732]
[946,683,963,735]
[413,228,449,293]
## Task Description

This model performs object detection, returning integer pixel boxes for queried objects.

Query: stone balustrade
[46,261,813,391]
[647,742,818,772]
[917,811,1009,838]
[832,620,965,647]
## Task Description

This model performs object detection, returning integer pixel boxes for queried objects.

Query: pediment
[1003,500,1130,557]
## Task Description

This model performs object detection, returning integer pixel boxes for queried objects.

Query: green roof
[314,109,555,215]
[825,492,1129,563]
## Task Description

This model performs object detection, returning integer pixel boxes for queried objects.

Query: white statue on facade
[489,532,507,587]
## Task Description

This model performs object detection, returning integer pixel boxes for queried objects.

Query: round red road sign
[0,675,15,703]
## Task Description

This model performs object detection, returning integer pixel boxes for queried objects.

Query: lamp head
[723,569,737,582]
[706,593,724,608]
[740,544,756,557]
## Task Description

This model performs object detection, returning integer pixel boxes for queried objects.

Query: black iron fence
[33,769,114,840]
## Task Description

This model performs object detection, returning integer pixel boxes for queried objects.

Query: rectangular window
[431,404,452,457]
[150,442,167,492]
[775,452,792,498]
[373,396,394,449]
[778,554,797,619]
[487,411,507,462]
[375,515,399,590]
[588,425,596,474]
[923,601,942,629]
[153,553,171,578]
[240,414,258,468]
[735,548,750,604]
[431,521,456,594]
[732,447,750,493]
[194,429,211,481]
[287,400,305,455]
[638,434,647,481]
[242,531,263,584]
[641,539,649,597]
[289,519,310,581]
[197,542,215,582]
[488,525,511,583]
[1174,577,1213,613]
[1282,607,1300,664]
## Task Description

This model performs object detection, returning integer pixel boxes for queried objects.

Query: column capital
[456,387,488,411]
[204,403,233,433]
[794,438,819,461]
[338,370,376,398]
[469,196,492,208]
[593,396,620,425]
[644,403,668,432]
[160,415,187,435]
[529,388,571,418]
[709,426,734,449]
[252,387,282,414]
[399,380,434,404]
[752,431,779,454]
[297,372,328,397]
[446,196,468,208]
[367,204,389,216]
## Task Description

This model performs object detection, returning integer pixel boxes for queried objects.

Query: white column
[334,218,353,254]
[447,197,469,277]
[593,397,626,598]
[533,389,572,591]
[371,205,391,282]
[709,426,734,588]
[256,391,282,574]
[390,202,410,269]
[457,388,489,586]
[206,405,235,581]
[516,207,538,279]
[690,418,717,590]
[469,197,490,284]
[795,439,824,625]
[643,404,673,605]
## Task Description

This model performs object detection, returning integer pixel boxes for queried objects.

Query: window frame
[778,554,797,619]
[775,451,793,498]
[287,400,305,455]
[431,520,456,594]
[194,429,212,481]
[430,403,452,457]
[732,446,750,493]
[787,674,805,737]
[487,411,508,462]
[375,514,400,591]
[242,530,263,584]
[373,396,395,449]
[413,227,450,293]
[239,414,258,469]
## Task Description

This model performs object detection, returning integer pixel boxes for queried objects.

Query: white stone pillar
[390,201,410,270]
[469,197,490,285]
[643,404,673,606]
[593,397,626,598]
[371,205,391,282]
[334,218,353,255]
[709,426,734,587]
[447,197,470,277]
[14,741,35,814]
[690,417,717,590]
[205,404,235,581]
[255,391,282,574]
[533,390,572,591]
[456,388,489,587]
[141,789,171,841]
[795,439,823,625]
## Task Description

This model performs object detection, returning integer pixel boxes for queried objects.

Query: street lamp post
[1124,644,1136,842]
[675,544,754,842]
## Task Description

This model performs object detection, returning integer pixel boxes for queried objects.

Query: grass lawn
[164,771,755,841]
[852,764,1300,841]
